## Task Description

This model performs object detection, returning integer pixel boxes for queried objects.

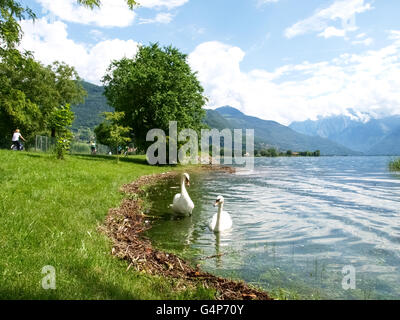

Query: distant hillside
[290,115,400,155]
[205,106,359,156]
[72,83,359,155]
[71,81,113,131]
[204,109,233,130]
[368,127,400,155]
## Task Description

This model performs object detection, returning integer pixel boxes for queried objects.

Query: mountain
[203,109,233,130]
[71,82,359,155]
[289,115,360,140]
[205,106,359,155]
[368,127,400,155]
[289,115,400,155]
[71,81,113,131]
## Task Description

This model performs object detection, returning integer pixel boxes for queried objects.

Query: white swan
[171,173,194,216]
[209,195,232,232]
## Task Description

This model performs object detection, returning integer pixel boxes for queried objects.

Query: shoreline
[101,165,271,300]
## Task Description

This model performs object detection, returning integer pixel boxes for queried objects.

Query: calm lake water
[145,156,400,299]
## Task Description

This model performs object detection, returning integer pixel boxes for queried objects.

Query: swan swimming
[171,173,194,216]
[209,195,232,232]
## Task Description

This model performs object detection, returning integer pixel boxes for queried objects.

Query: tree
[0,0,35,51]
[94,112,131,162]
[103,43,207,151]
[0,51,86,145]
[49,104,74,159]
[267,148,278,157]
[1,1,85,148]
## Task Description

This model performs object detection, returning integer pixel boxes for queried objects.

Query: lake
[145,156,400,299]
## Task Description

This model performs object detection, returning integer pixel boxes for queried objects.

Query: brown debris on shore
[102,167,271,300]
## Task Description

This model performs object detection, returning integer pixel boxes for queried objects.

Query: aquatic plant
[389,158,400,171]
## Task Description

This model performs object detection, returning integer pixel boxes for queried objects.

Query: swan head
[214,195,224,207]
[182,173,190,186]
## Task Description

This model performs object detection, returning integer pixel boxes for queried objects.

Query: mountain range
[290,115,400,155]
[205,107,359,155]
[72,81,361,156]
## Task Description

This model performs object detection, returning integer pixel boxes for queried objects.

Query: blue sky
[20,0,400,124]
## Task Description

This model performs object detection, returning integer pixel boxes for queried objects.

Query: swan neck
[181,178,188,195]
[216,203,223,228]
[218,203,224,215]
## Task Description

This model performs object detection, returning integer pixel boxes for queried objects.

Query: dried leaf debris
[102,168,271,300]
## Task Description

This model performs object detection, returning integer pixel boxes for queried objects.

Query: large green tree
[0,50,86,144]
[102,43,207,151]
[0,0,136,147]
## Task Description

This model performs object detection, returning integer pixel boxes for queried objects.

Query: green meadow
[0,150,214,299]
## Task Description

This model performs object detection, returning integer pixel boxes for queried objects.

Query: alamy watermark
[342,265,356,290]
[146,121,255,170]
[41,265,56,290]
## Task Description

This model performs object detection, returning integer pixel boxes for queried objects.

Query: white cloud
[388,30,400,40]
[257,0,279,5]
[36,0,136,27]
[139,12,174,24]
[139,0,189,10]
[189,38,400,125]
[318,26,347,38]
[285,0,372,39]
[352,37,374,46]
[90,29,106,41]
[35,0,188,27]
[20,18,139,84]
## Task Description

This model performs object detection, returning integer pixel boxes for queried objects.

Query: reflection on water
[145,156,400,299]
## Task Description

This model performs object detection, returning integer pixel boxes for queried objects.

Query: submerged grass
[0,150,215,299]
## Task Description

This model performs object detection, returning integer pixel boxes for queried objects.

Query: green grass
[389,158,400,171]
[0,150,214,299]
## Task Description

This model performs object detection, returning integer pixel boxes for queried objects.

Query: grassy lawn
[0,149,214,299]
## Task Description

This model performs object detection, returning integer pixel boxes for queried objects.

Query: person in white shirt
[12,129,26,150]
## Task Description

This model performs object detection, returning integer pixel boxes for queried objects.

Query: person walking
[12,129,26,151]
[90,141,97,155]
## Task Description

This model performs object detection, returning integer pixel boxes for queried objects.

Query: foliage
[0,49,86,146]
[299,150,320,157]
[77,0,137,10]
[95,112,131,160]
[255,148,321,157]
[50,104,75,159]
[389,158,400,171]
[0,1,85,147]
[0,0,35,50]
[55,131,73,160]
[71,81,113,132]
[103,43,207,151]
[74,127,95,142]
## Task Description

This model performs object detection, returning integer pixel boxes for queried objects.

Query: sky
[19,0,400,125]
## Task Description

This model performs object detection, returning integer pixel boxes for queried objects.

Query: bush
[389,158,400,171]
